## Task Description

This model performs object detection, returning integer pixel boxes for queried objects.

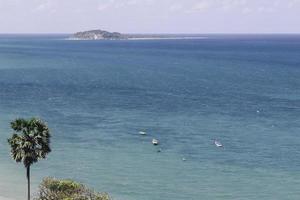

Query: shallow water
[0,35,300,200]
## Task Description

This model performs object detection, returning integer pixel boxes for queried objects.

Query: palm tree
[8,118,51,200]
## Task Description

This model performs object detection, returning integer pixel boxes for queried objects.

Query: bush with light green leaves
[35,177,111,200]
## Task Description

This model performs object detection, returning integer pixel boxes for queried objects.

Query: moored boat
[152,139,159,145]
[214,140,223,147]
[139,131,147,135]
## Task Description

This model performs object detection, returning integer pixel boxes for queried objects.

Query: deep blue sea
[0,34,300,200]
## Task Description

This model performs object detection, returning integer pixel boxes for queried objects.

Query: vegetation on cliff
[35,177,111,200]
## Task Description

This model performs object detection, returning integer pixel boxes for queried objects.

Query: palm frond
[8,118,51,168]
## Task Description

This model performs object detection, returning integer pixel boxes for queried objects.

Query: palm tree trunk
[26,166,30,200]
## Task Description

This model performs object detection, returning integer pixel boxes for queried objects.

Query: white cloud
[219,0,247,11]
[97,3,110,11]
[96,0,145,11]
[97,0,115,11]
[242,7,252,14]
[288,0,300,7]
[169,3,183,12]
[183,0,299,14]
[187,1,211,13]
[185,0,248,13]
[34,0,55,12]
[257,6,275,13]
[127,0,138,5]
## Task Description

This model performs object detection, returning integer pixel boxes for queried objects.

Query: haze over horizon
[0,0,300,34]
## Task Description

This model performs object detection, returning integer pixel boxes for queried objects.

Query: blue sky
[0,0,300,33]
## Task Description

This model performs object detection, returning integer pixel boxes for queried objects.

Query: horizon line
[0,32,300,35]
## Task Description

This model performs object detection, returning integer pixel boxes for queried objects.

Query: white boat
[214,140,223,147]
[152,139,159,145]
[139,131,147,135]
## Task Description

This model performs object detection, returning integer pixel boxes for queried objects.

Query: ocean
[0,34,299,200]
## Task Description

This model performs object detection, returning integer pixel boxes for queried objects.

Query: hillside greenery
[35,177,111,200]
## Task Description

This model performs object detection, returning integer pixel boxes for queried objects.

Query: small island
[71,29,128,40]
[70,30,206,41]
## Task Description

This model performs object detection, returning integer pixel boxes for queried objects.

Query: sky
[0,0,300,33]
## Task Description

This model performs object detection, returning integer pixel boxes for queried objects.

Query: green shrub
[35,177,111,200]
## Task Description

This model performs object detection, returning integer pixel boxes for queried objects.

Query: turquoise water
[0,35,300,200]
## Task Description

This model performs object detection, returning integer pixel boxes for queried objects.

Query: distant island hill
[71,29,128,40]
[70,29,205,40]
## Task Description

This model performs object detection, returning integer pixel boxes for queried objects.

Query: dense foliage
[36,177,111,200]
